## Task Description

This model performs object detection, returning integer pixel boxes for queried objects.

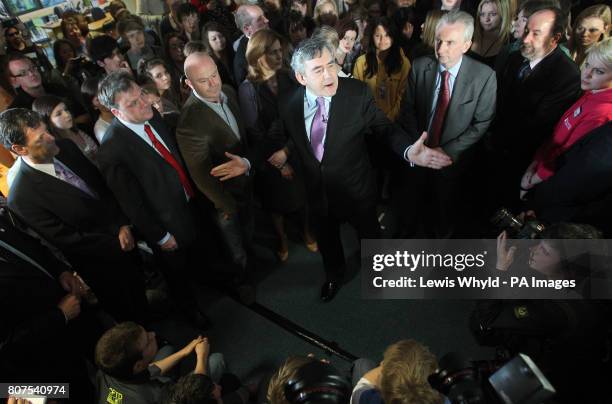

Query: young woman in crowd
[314,0,339,27]
[163,32,189,102]
[470,0,512,67]
[568,4,610,67]
[32,95,99,163]
[520,38,612,198]
[353,17,410,122]
[238,29,317,262]
[81,77,114,144]
[61,17,87,55]
[201,22,236,87]
[334,18,359,77]
[139,58,181,112]
[411,9,448,59]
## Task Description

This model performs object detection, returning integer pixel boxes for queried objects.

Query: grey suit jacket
[175,85,251,214]
[398,55,497,162]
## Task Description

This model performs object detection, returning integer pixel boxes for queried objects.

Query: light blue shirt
[192,90,241,140]
[304,88,332,144]
[428,58,463,131]
[303,87,413,164]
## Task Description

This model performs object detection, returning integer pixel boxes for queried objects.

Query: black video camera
[490,208,545,239]
[429,352,555,404]
[284,361,351,404]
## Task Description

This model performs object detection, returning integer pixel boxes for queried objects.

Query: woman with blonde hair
[313,0,339,27]
[470,0,512,67]
[569,4,610,67]
[411,10,448,60]
[238,29,317,262]
[521,38,612,198]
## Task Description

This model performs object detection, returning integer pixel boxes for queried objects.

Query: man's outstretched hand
[211,152,249,181]
[407,132,453,169]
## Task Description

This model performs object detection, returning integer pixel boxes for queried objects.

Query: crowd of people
[0,0,610,402]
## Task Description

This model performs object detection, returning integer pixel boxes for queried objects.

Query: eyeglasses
[6,30,20,38]
[11,66,38,78]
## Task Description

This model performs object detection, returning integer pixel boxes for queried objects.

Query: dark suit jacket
[527,122,612,235]
[233,36,249,86]
[97,111,198,247]
[8,139,129,265]
[278,78,411,217]
[176,86,251,214]
[398,55,497,163]
[493,46,581,168]
[0,208,71,379]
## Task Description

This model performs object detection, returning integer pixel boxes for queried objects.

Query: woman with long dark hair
[138,58,181,112]
[32,95,98,163]
[201,22,236,87]
[352,16,410,121]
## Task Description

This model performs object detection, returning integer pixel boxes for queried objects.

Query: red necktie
[428,70,451,147]
[144,124,194,198]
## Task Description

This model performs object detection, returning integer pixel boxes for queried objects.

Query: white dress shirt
[117,117,180,246]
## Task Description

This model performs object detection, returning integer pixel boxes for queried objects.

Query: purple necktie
[310,96,327,162]
[54,160,97,198]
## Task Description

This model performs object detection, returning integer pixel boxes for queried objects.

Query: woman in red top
[520,38,612,199]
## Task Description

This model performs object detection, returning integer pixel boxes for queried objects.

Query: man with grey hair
[97,71,213,329]
[233,4,270,84]
[265,36,451,301]
[397,10,497,238]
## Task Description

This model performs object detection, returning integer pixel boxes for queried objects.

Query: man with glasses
[3,25,53,75]
[6,53,90,125]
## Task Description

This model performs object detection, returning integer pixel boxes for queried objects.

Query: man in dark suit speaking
[213,36,452,301]
[397,10,497,237]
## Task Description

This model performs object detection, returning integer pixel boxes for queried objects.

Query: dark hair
[139,78,161,96]
[117,15,145,38]
[163,32,187,63]
[81,76,102,118]
[138,57,167,81]
[53,39,78,72]
[98,70,137,109]
[89,35,119,63]
[335,17,359,40]
[177,3,198,23]
[392,6,419,39]
[519,0,561,18]
[201,22,230,56]
[286,10,307,33]
[61,16,83,39]
[534,7,566,41]
[3,52,33,80]
[166,374,217,404]
[32,95,70,135]
[184,40,208,57]
[364,16,404,78]
[539,223,605,286]
[107,0,128,18]
[95,321,145,379]
[0,108,43,149]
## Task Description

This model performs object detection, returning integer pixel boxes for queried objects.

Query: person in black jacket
[0,108,148,322]
[525,122,612,236]
[0,206,102,402]
[488,6,581,212]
